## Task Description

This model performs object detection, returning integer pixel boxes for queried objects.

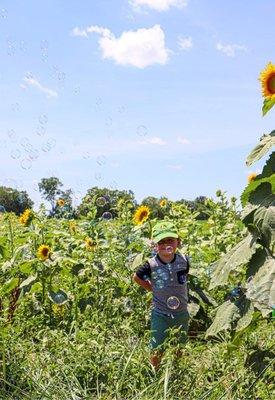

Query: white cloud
[216,42,247,57]
[22,76,58,98]
[177,136,191,144]
[138,136,166,145]
[167,164,183,170]
[178,36,193,50]
[72,24,170,68]
[130,0,188,12]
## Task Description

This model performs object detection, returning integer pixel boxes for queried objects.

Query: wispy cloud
[216,42,247,57]
[22,75,58,98]
[167,164,183,170]
[178,36,193,50]
[72,24,170,69]
[177,136,191,144]
[138,136,166,145]
[130,0,188,12]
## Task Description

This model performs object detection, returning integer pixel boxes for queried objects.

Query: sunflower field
[0,65,274,399]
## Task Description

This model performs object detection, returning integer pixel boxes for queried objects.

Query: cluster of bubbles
[152,268,170,289]
[167,296,180,310]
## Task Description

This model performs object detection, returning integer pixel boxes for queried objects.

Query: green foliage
[78,186,136,219]
[0,186,33,215]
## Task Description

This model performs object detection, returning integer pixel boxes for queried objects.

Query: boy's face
[156,236,179,258]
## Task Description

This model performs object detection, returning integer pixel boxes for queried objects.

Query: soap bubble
[137,125,147,137]
[19,41,27,53]
[11,149,21,159]
[20,137,30,148]
[83,151,91,159]
[40,40,49,52]
[96,197,107,207]
[73,85,80,95]
[21,158,32,170]
[1,9,7,18]
[0,205,6,213]
[36,125,46,136]
[105,117,112,127]
[11,103,21,112]
[28,149,39,161]
[159,271,169,281]
[95,172,103,181]
[165,246,174,254]
[96,155,107,166]
[39,114,48,125]
[167,296,180,310]
[155,279,165,289]
[7,129,17,142]
[151,271,158,279]
[109,180,117,190]
[102,211,112,220]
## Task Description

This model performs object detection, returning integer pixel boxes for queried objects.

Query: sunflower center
[139,211,148,220]
[42,248,49,256]
[267,73,275,94]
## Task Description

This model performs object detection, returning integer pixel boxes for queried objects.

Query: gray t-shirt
[136,253,189,315]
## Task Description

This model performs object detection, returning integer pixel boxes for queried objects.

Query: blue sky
[0,0,274,209]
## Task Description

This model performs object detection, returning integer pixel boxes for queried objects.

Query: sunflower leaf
[246,253,275,316]
[205,301,240,338]
[262,97,275,116]
[209,235,257,290]
[246,130,275,166]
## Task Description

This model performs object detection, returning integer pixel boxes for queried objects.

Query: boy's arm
[133,273,152,292]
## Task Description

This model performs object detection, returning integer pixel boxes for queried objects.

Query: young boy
[133,221,190,370]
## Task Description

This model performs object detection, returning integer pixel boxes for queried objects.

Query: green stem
[7,216,14,257]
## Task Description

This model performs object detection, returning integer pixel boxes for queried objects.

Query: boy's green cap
[152,221,178,243]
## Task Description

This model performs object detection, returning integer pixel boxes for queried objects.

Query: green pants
[150,308,189,350]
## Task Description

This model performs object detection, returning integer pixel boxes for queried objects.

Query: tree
[78,187,136,218]
[0,186,34,215]
[38,177,63,212]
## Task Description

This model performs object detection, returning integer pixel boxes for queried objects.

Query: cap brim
[153,232,178,243]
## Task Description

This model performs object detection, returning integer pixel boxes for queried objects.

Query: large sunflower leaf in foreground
[209,234,257,290]
[246,253,275,316]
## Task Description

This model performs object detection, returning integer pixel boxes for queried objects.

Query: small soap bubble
[39,114,48,125]
[47,138,56,148]
[83,151,91,159]
[7,129,17,142]
[160,271,169,281]
[137,125,147,137]
[36,125,46,136]
[21,158,32,170]
[0,204,6,213]
[28,149,39,161]
[6,37,15,56]
[20,137,30,148]
[41,142,51,152]
[165,246,174,254]
[167,296,180,310]
[118,106,126,113]
[40,40,49,52]
[1,8,7,19]
[19,41,27,53]
[102,211,112,220]
[155,279,165,289]
[105,117,113,127]
[95,96,102,106]
[73,85,80,95]
[151,271,158,279]
[11,149,21,159]
[96,197,107,207]
[11,103,20,112]
[25,71,34,80]
[57,72,66,81]
[96,155,107,166]
[95,172,103,181]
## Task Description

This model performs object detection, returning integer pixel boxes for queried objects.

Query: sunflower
[57,198,65,207]
[248,172,257,183]
[19,209,34,226]
[133,205,150,225]
[37,244,51,261]
[259,62,275,99]
[85,237,96,250]
[159,199,167,208]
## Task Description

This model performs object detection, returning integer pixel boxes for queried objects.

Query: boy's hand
[133,273,152,292]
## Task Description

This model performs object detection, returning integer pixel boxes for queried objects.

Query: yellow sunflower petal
[259,62,275,99]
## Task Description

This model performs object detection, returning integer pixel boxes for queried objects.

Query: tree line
[0,176,217,220]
